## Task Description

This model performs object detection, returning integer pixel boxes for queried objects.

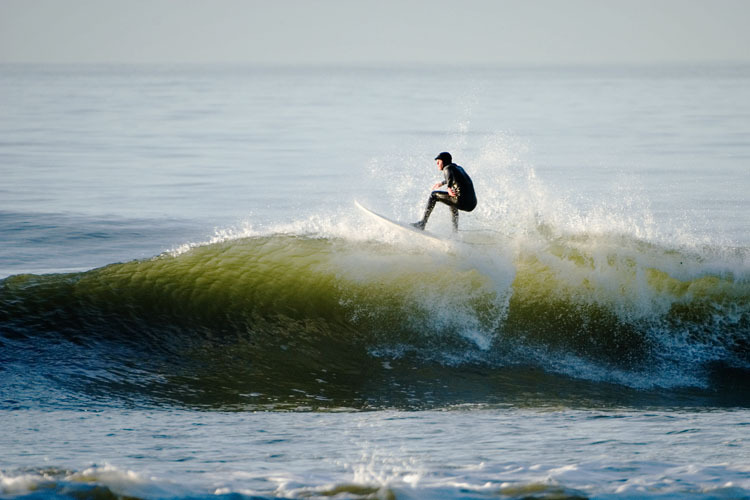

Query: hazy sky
[1,0,749,65]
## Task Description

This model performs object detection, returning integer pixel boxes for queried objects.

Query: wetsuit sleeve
[444,166,456,189]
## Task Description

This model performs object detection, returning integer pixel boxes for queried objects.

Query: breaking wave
[1,223,748,409]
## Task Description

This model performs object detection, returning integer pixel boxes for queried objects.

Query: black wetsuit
[417,163,477,230]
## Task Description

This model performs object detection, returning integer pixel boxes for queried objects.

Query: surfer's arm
[443,167,457,197]
[431,180,455,196]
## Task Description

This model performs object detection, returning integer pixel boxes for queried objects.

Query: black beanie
[434,152,452,164]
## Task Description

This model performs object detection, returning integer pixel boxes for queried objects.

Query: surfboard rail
[354,200,443,242]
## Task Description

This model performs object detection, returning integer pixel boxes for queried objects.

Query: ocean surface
[1,64,749,499]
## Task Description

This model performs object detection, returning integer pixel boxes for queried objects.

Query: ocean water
[1,64,749,499]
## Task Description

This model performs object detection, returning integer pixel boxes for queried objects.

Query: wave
[1,229,748,409]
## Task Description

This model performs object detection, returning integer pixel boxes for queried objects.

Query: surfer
[412,152,477,231]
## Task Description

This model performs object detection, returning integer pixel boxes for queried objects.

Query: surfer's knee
[431,191,454,206]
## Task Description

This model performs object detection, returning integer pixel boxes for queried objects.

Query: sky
[1,0,749,65]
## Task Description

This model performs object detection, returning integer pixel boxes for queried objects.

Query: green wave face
[1,233,748,409]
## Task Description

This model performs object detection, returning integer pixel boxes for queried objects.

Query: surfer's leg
[451,207,459,232]
[412,193,437,229]
[413,191,457,230]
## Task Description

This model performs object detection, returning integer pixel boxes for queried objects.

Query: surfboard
[354,200,443,242]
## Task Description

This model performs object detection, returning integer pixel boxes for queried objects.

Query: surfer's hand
[448,187,457,197]
[432,182,443,190]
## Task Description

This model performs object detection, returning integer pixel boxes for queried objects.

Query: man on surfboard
[412,152,477,231]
